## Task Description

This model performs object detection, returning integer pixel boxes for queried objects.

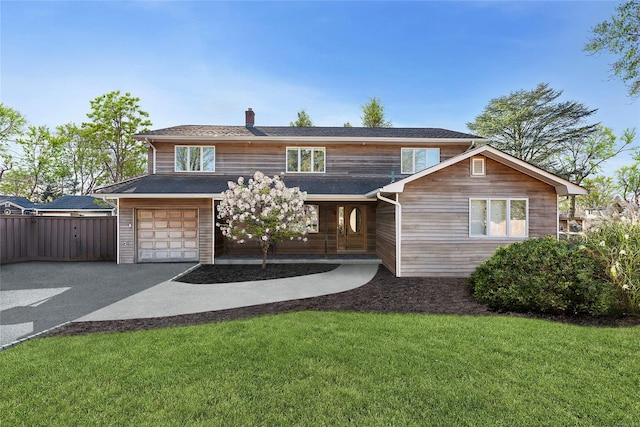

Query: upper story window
[469,198,528,238]
[286,147,325,173]
[401,148,440,174]
[175,146,215,172]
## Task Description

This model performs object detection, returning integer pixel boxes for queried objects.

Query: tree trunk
[261,243,269,270]
[569,195,577,218]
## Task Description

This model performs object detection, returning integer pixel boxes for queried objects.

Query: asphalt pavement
[0,261,196,347]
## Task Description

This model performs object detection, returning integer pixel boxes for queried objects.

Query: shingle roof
[96,174,392,197]
[0,195,39,209]
[37,195,114,211]
[137,125,481,140]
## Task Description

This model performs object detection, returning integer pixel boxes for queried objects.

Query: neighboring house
[95,108,586,277]
[35,195,115,217]
[0,195,38,215]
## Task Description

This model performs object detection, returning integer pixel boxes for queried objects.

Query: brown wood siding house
[95,108,586,277]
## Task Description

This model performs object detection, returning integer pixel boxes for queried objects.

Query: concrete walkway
[78,264,378,321]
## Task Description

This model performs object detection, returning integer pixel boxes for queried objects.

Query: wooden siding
[375,201,396,275]
[398,156,558,277]
[118,198,213,264]
[0,216,116,263]
[221,202,377,257]
[151,141,470,178]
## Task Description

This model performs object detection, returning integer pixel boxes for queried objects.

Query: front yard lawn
[2,311,639,426]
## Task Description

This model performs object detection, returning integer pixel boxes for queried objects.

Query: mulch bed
[47,265,640,338]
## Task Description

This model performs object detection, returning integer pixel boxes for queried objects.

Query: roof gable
[0,195,39,209]
[381,145,587,196]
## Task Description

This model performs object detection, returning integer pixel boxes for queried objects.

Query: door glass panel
[338,207,345,235]
[349,207,361,233]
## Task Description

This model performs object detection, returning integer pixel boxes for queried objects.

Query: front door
[337,205,366,251]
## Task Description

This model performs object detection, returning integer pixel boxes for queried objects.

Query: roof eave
[135,135,488,145]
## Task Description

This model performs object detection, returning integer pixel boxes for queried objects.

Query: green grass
[2,312,639,426]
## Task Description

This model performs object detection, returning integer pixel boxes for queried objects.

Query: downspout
[211,198,216,264]
[377,192,402,277]
[116,198,121,264]
[146,138,157,174]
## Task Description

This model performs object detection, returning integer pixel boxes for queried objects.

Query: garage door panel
[137,209,199,262]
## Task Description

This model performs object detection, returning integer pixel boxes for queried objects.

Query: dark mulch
[47,265,640,338]
[177,263,340,284]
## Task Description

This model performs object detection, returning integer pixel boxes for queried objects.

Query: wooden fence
[0,216,116,263]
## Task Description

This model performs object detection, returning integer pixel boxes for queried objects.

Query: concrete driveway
[0,261,196,348]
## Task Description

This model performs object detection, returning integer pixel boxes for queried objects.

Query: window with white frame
[286,147,325,173]
[401,148,440,174]
[175,146,215,172]
[469,198,528,237]
[471,157,485,176]
[306,205,319,233]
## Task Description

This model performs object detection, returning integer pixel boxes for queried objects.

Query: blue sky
[1,1,638,172]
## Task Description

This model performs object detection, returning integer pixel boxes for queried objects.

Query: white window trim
[469,198,529,238]
[286,147,326,173]
[471,157,485,176]
[401,147,440,174]
[175,146,215,172]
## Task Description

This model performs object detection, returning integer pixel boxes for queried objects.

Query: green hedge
[468,237,612,316]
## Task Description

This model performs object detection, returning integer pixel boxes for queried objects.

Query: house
[95,108,586,277]
[35,195,115,217]
[0,195,38,215]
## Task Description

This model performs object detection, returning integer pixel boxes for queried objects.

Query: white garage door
[137,209,198,262]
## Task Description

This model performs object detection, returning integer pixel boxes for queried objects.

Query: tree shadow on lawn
[47,265,640,337]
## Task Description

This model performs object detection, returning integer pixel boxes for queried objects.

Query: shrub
[468,237,612,316]
[584,221,640,315]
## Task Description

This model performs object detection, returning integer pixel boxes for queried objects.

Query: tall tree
[82,91,152,184]
[467,83,599,171]
[584,0,640,98]
[55,123,106,194]
[361,97,392,128]
[0,104,26,180]
[2,125,64,201]
[556,126,635,216]
[616,158,640,205]
[580,175,618,211]
[290,109,313,127]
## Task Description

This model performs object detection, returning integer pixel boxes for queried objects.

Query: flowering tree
[216,171,309,269]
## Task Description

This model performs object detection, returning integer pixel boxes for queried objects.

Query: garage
[137,209,198,262]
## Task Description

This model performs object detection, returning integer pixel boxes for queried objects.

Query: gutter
[376,192,402,277]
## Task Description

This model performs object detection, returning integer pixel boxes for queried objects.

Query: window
[469,198,528,237]
[401,148,440,174]
[175,146,215,172]
[306,205,319,233]
[286,147,325,173]
[471,157,485,176]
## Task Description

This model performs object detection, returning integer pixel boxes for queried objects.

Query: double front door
[337,205,366,251]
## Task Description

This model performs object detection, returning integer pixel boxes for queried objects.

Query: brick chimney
[245,108,255,127]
